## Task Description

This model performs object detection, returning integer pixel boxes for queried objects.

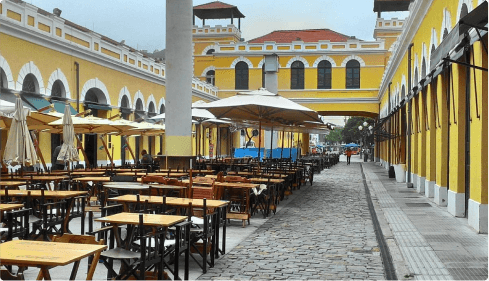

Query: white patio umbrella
[3,97,38,169]
[194,88,321,160]
[56,104,79,166]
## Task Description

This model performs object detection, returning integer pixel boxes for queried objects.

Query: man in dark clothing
[141,149,153,164]
[52,145,65,170]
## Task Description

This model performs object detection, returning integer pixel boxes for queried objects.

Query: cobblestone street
[200,160,386,280]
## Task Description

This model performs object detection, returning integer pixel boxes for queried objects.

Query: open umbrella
[3,97,38,169]
[194,88,321,160]
[56,104,79,166]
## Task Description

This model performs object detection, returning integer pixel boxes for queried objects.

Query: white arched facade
[440,8,453,42]
[0,54,15,89]
[146,94,157,113]
[158,98,166,114]
[201,45,217,55]
[16,61,45,94]
[429,28,438,72]
[340,55,366,67]
[285,56,310,68]
[421,42,428,78]
[312,55,337,67]
[456,0,473,22]
[118,86,133,109]
[230,56,253,68]
[46,68,71,99]
[81,78,111,104]
[201,65,216,77]
[133,90,146,111]
[413,53,420,85]
[401,75,407,100]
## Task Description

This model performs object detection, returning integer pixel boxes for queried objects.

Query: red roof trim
[248,29,355,44]
[194,1,236,10]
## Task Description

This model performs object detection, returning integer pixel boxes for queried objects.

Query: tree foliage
[341,117,375,144]
[325,127,343,144]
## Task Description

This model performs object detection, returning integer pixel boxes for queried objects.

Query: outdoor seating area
[0,89,339,280]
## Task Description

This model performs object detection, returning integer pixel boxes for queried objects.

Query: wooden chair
[0,208,30,242]
[48,234,105,280]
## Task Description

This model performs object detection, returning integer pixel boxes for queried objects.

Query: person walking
[345,148,352,165]
[51,143,65,170]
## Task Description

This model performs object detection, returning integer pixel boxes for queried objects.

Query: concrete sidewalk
[363,161,488,280]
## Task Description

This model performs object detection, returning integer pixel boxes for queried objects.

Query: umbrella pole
[281,130,285,159]
[195,123,199,158]
[100,135,114,169]
[75,135,90,169]
[289,132,293,160]
[217,124,220,159]
[30,131,47,171]
[230,128,233,159]
[258,121,262,162]
[270,126,274,160]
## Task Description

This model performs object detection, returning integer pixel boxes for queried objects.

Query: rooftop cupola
[193,1,245,30]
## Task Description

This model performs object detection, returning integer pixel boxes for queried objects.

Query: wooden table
[116,172,189,178]
[0,190,88,237]
[0,203,24,221]
[0,181,27,189]
[95,212,188,280]
[6,175,69,191]
[0,203,24,212]
[70,171,106,177]
[73,176,111,183]
[108,195,230,257]
[0,240,106,280]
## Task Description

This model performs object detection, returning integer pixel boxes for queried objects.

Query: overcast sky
[30,0,409,53]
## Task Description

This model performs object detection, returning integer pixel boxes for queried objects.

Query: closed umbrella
[56,104,79,166]
[3,97,38,169]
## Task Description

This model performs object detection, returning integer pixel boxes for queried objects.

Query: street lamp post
[358,121,373,162]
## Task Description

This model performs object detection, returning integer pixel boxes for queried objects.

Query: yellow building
[0,0,218,168]
[0,0,486,232]
[375,0,487,233]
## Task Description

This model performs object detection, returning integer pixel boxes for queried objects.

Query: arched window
[22,73,39,93]
[460,3,469,19]
[421,58,426,78]
[206,49,215,55]
[401,85,406,100]
[206,70,215,86]
[120,95,130,120]
[135,99,144,111]
[159,104,165,114]
[317,60,332,89]
[443,28,449,39]
[148,102,156,117]
[414,68,419,85]
[51,80,66,98]
[290,61,304,89]
[0,68,7,89]
[262,64,265,88]
[235,61,249,90]
[346,60,360,89]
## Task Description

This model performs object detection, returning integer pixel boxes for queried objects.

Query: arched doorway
[120,95,131,164]
[83,88,108,168]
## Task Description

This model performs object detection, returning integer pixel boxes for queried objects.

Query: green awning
[51,100,78,115]
[22,95,51,111]
[85,103,112,111]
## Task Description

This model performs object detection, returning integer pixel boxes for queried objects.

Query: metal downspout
[407,43,414,186]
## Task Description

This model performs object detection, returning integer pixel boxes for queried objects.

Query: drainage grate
[398,191,417,193]
[424,234,455,242]
[405,203,432,207]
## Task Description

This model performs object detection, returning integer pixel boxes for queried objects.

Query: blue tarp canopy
[344,143,359,148]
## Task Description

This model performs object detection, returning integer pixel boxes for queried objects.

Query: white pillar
[165,0,193,156]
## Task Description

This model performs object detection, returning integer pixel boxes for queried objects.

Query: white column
[165,0,193,156]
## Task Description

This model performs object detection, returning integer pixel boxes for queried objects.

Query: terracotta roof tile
[194,1,236,10]
[248,29,355,44]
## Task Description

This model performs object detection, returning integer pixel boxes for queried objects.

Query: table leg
[215,207,220,258]
[69,260,80,280]
[63,198,75,234]
[87,249,103,280]
[39,267,52,280]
